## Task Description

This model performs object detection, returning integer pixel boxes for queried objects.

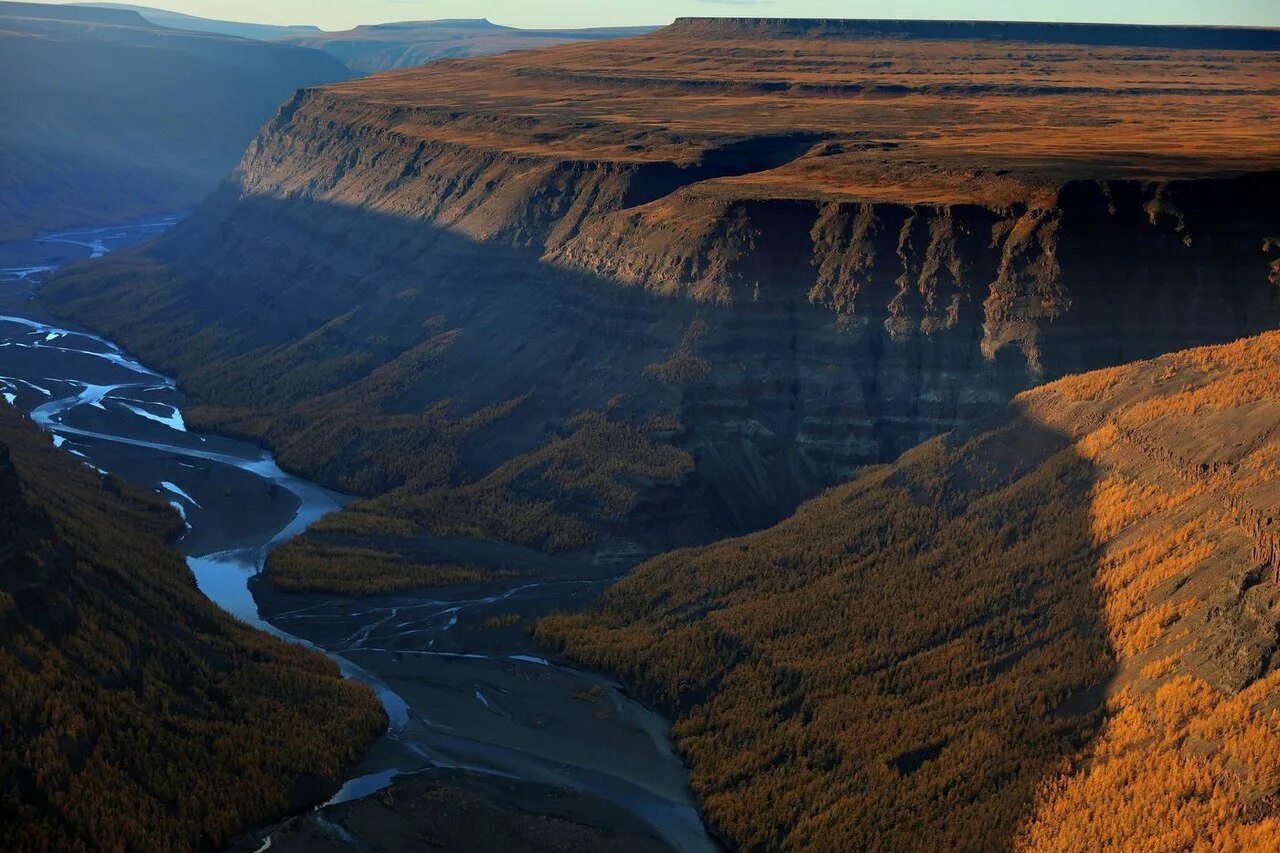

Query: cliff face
[660,16,1280,49]
[0,408,385,851]
[41,22,1280,590]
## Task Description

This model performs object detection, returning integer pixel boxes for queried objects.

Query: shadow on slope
[38,184,1280,595]
[543,330,1280,848]
[40,192,1017,555]
[540,405,1115,849]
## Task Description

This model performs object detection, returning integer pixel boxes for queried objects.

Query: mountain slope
[540,330,1280,849]
[39,20,1280,595]
[274,19,657,73]
[0,407,385,851]
[0,1,350,240]
[89,3,321,40]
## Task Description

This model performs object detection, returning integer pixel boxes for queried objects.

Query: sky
[62,0,1280,31]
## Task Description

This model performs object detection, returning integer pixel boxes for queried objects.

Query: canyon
[0,217,709,851]
[543,328,1280,848]
[5,13,1280,851]
[42,18,1280,593]
[0,2,350,240]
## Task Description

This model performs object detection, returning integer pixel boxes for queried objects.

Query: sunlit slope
[0,408,384,851]
[541,330,1280,849]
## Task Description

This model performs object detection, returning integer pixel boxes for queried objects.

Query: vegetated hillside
[273,19,657,73]
[0,1,350,240]
[40,20,1280,594]
[0,407,385,851]
[540,330,1280,850]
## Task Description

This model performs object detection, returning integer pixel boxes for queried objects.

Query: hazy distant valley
[0,2,650,241]
[2,4,1280,851]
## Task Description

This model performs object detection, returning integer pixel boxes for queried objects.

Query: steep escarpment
[662,16,1280,49]
[540,330,1280,849]
[41,22,1280,593]
[0,407,385,851]
[0,1,350,240]
[549,176,1280,369]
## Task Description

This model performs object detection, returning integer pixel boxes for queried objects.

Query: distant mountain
[86,2,321,41]
[0,1,350,240]
[274,18,658,72]
[0,407,384,850]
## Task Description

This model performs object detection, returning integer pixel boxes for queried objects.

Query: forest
[540,331,1280,849]
[45,253,697,594]
[0,409,386,851]
[262,405,692,595]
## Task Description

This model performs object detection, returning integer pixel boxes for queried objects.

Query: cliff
[0,1,350,240]
[40,20,1280,593]
[540,329,1280,849]
[0,407,385,851]
[661,16,1280,49]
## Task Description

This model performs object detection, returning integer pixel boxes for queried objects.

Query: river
[0,215,715,852]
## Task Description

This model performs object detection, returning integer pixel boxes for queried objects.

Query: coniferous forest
[0,409,385,851]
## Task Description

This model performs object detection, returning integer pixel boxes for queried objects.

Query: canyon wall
[41,23,1280,586]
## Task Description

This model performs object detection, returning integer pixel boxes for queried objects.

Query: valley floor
[0,218,712,852]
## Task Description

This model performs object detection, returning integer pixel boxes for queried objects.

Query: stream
[0,216,715,852]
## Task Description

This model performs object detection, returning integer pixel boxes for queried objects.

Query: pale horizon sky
[54,0,1280,32]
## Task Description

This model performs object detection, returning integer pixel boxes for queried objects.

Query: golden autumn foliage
[0,410,385,851]
[1022,675,1280,850]
[265,538,493,595]
[540,330,1280,850]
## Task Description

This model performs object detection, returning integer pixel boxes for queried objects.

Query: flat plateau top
[322,19,1280,204]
